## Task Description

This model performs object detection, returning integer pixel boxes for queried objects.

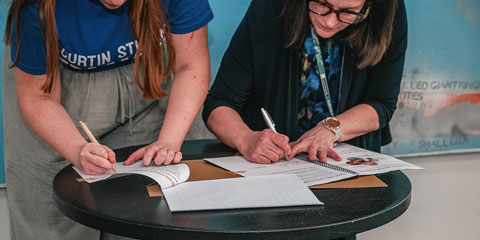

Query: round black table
[53,139,411,240]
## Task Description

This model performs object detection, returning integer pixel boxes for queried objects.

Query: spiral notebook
[296,153,359,175]
[205,143,423,186]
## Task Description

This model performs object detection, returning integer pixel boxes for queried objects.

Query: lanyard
[310,25,344,117]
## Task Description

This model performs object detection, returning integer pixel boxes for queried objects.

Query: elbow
[364,100,398,129]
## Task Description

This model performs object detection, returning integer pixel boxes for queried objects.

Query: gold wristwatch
[321,117,341,142]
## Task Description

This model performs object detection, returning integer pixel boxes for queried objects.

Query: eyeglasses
[309,0,372,25]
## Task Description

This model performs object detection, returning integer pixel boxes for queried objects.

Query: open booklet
[73,161,322,212]
[205,143,424,186]
[73,161,190,189]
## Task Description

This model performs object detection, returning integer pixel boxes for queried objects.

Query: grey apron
[2,46,172,240]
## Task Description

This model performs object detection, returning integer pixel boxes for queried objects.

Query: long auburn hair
[282,0,397,69]
[4,0,175,99]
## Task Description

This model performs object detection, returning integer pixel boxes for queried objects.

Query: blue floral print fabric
[298,35,343,136]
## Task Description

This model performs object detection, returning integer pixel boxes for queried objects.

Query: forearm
[15,68,87,165]
[160,25,210,150]
[335,104,380,142]
[18,97,87,164]
[206,106,253,151]
[157,70,209,150]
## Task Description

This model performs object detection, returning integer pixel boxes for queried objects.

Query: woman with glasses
[3,0,212,239]
[203,0,406,166]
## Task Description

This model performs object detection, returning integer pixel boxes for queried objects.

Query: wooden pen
[79,121,118,173]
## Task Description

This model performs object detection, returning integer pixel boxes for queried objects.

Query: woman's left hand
[289,124,342,163]
[123,141,183,166]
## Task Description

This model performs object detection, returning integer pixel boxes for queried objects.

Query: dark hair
[5,0,175,99]
[281,0,397,69]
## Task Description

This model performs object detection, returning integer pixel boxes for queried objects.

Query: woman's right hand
[123,141,183,167]
[74,142,116,175]
[237,129,291,164]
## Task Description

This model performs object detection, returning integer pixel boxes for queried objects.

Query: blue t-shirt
[11,0,213,74]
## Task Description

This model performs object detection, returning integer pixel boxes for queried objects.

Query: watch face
[326,117,340,129]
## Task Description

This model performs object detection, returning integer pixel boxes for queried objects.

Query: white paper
[205,143,423,186]
[205,156,356,186]
[73,162,189,189]
[162,174,323,212]
[323,143,424,175]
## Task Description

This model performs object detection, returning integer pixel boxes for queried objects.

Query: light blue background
[0,1,8,185]
[1,0,479,184]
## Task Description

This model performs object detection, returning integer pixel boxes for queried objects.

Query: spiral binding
[295,153,359,176]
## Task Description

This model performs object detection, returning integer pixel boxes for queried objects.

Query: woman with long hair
[3,0,212,238]
[204,0,407,166]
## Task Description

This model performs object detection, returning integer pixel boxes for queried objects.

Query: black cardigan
[203,0,407,152]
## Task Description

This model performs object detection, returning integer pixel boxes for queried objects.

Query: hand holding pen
[234,108,291,164]
[260,108,291,161]
[77,121,118,174]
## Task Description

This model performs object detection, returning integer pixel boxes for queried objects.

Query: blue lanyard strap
[310,25,336,117]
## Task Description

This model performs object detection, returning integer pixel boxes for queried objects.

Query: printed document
[205,143,423,186]
[321,143,424,175]
[73,161,189,189]
[162,174,323,212]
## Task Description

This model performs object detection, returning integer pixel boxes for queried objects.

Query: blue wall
[0,1,8,186]
[208,0,251,82]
